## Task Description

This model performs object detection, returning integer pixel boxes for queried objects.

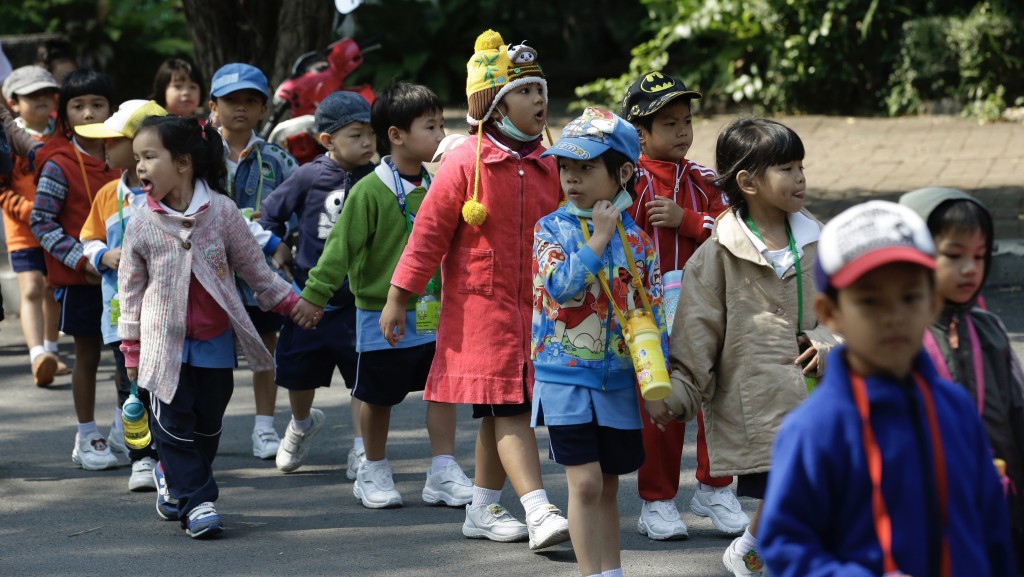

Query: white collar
[738,210,819,257]
[159,179,211,216]
[374,155,429,196]
[220,130,263,161]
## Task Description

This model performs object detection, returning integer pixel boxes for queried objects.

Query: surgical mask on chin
[566,188,634,218]
[495,111,542,142]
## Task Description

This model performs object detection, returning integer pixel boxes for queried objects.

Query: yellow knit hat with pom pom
[465,29,546,126]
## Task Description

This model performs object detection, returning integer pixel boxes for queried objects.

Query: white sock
[112,408,123,431]
[430,454,455,475]
[29,345,46,362]
[520,488,551,519]
[736,528,758,552]
[352,437,364,453]
[471,486,502,508]
[698,482,714,493]
[44,340,59,354]
[77,421,98,438]
[363,458,388,472]
[292,415,312,432]
[602,569,624,577]
[254,415,275,431]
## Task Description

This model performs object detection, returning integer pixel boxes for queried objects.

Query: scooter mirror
[334,0,363,14]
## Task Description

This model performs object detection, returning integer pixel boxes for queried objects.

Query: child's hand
[379,300,406,347]
[127,367,138,381]
[101,248,121,271]
[795,334,820,375]
[646,197,684,228]
[291,298,324,329]
[83,260,102,285]
[591,199,620,240]
[271,243,294,282]
[644,399,676,432]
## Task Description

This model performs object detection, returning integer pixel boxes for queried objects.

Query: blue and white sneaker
[184,502,223,539]
[152,461,179,521]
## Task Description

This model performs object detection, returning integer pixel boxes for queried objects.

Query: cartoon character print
[553,283,604,357]
[203,243,229,280]
[318,188,347,239]
[507,42,537,64]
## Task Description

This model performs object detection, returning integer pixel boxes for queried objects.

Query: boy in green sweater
[292,82,472,509]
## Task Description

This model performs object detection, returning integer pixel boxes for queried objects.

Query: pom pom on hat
[462,198,488,226]
[465,29,547,126]
[475,29,504,52]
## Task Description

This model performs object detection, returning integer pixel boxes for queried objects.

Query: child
[151,58,205,118]
[118,115,298,538]
[665,117,837,576]
[620,71,742,541]
[532,107,664,577]
[30,69,121,471]
[256,90,372,474]
[759,200,1017,576]
[77,99,168,491]
[379,30,570,549]
[208,63,298,459]
[899,187,1024,571]
[1,65,68,387]
[291,83,473,508]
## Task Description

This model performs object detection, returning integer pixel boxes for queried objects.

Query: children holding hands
[532,107,666,577]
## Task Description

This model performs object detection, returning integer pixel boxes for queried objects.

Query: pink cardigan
[117,184,294,404]
[391,134,562,404]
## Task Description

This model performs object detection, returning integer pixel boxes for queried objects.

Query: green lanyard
[745,213,803,331]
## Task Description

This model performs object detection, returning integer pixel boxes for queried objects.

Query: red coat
[392,133,561,404]
[629,156,727,272]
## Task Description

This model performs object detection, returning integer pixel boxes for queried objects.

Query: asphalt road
[1,287,1021,577]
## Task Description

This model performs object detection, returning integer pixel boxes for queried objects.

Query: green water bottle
[121,380,152,450]
[415,279,441,335]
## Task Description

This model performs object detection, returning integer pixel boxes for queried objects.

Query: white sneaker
[346,446,366,480]
[422,462,473,506]
[691,486,750,535]
[462,503,529,542]
[252,427,281,460]
[107,426,130,464]
[723,535,764,576]
[354,462,403,509]
[275,408,325,473]
[525,504,571,550]
[128,457,157,492]
[638,499,689,540]
[71,432,119,471]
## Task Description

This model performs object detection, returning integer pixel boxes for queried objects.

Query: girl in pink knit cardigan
[118,116,297,539]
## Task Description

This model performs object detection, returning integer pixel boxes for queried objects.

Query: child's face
[558,157,627,210]
[133,128,185,202]
[744,161,806,215]
[638,100,692,162]
[934,228,986,304]
[164,73,201,117]
[817,262,940,378]
[11,89,58,127]
[66,94,111,130]
[209,90,267,133]
[395,109,446,164]
[494,82,546,136]
[105,137,135,170]
[323,121,375,171]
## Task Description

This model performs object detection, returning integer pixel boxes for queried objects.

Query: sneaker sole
[275,412,325,473]
[354,483,403,509]
[253,447,279,460]
[690,500,748,535]
[128,476,157,492]
[462,525,529,543]
[185,524,223,539]
[422,488,472,507]
[33,356,58,387]
[71,451,119,471]
[529,526,571,550]
[637,519,689,541]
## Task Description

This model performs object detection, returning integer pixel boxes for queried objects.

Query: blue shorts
[245,305,284,334]
[9,247,47,274]
[737,472,769,500]
[352,342,435,406]
[58,284,102,337]
[546,420,644,475]
[274,305,357,390]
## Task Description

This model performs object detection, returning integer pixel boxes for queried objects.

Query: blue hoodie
[760,346,1016,577]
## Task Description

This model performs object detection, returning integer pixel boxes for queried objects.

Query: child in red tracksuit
[620,72,747,540]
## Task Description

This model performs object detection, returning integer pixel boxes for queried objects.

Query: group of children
[0,27,1021,577]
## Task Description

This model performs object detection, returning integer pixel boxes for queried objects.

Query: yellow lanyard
[579,218,653,328]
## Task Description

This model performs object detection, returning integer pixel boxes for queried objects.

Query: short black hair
[57,69,114,139]
[370,81,443,156]
[630,98,693,134]
[927,199,993,246]
[714,118,804,209]
[150,58,206,108]
[597,149,638,192]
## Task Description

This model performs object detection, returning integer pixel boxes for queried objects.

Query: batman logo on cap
[640,72,676,93]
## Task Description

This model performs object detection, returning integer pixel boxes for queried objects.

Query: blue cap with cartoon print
[542,107,640,164]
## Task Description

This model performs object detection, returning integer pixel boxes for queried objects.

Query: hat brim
[74,123,127,139]
[6,80,58,100]
[541,137,610,161]
[210,82,269,100]
[829,247,936,290]
[627,90,702,121]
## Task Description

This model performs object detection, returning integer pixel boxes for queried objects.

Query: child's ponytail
[137,116,228,194]
[714,117,804,209]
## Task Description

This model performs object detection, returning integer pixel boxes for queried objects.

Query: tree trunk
[180,0,333,98]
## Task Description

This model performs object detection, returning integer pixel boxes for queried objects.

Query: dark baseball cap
[620,71,701,122]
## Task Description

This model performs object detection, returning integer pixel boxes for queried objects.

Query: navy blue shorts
[352,342,435,406]
[736,472,769,499]
[9,247,47,274]
[274,306,357,390]
[245,304,284,334]
[472,375,531,418]
[58,284,102,337]
[546,420,644,475]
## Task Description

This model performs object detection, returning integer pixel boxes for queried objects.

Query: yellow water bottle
[623,310,671,401]
[121,380,152,450]
[415,279,441,335]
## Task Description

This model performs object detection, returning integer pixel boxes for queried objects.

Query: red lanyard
[849,370,951,577]
[922,317,984,415]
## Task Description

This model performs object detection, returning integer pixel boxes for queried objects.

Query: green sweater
[301,170,426,310]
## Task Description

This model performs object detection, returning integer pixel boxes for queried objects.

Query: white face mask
[565,187,634,218]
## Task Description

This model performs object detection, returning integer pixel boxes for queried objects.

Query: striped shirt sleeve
[30,160,85,270]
